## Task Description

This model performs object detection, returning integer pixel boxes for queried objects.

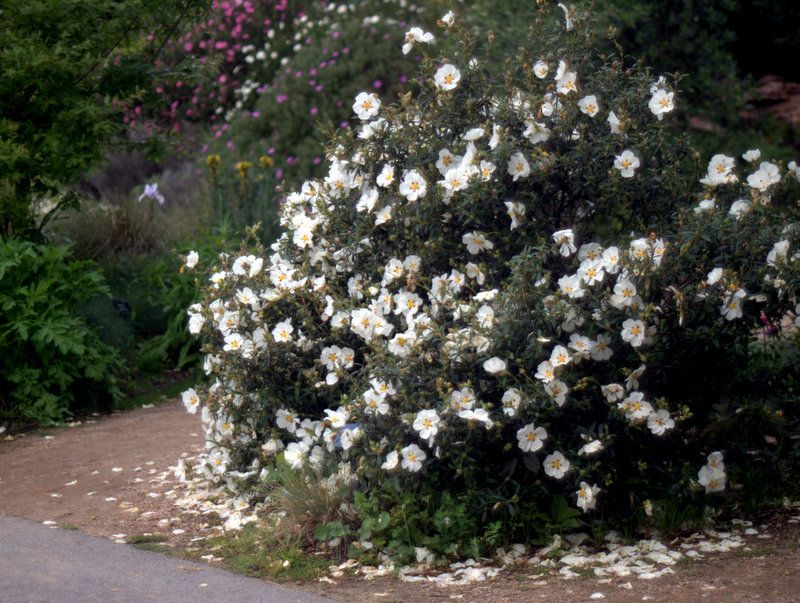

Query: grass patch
[127,533,169,544]
[189,525,332,582]
[61,523,80,531]
[131,541,172,553]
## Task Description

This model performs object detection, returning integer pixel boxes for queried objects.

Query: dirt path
[2,401,800,602]
[0,400,204,540]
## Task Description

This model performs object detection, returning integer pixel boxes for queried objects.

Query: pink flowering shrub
[133,0,305,132]
[206,4,426,205]
[180,6,800,560]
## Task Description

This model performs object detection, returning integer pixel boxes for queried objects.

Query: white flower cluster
[697,451,726,494]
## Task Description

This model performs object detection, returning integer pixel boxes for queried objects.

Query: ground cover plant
[180,3,800,563]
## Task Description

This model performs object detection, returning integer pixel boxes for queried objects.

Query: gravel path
[0,515,329,602]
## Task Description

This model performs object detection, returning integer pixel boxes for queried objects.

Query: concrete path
[0,516,331,602]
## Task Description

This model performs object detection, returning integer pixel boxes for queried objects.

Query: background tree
[0,0,208,237]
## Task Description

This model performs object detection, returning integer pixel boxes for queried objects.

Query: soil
[0,400,205,541]
[2,400,800,602]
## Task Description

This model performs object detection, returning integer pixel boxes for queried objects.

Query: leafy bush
[0,0,207,236]
[182,5,800,559]
[0,239,122,425]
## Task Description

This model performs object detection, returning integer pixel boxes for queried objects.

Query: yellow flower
[206,154,221,169]
[234,161,253,178]
[259,155,274,169]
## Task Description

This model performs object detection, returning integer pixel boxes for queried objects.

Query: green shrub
[0,239,122,425]
[182,5,800,559]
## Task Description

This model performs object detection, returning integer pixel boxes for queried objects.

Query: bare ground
[2,400,799,602]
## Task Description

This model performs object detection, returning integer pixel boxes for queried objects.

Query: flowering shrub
[206,2,426,201]
[182,5,800,560]
[136,0,300,131]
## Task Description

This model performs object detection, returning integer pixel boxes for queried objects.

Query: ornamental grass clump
[182,4,800,561]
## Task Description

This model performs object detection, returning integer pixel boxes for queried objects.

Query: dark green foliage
[0,239,122,425]
[0,0,207,236]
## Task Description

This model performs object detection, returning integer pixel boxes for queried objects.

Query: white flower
[555,61,577,95]
[353,92,380,120]
[223,332,244,353]
[376,164,395,187]
[720,288,746,320]
[517,423,548,452]
[489,124,502,149]
[381,450,399,471]
[647,409,675,435]
[435,148,460,176]
[610,277,637,309]
[578,439,604,456]
[707,267,724,286]
[549,345,571,367]
[402,27,434,55]
[747,161,781,192]
[648,89,674,120]
[463,231,494,254]
[458,407,493,428]
[523,120,550,144]
[602,246,621,273]
[621,318,646,347]
[767,240,790,267]
[535,361,555,383]
[533,60,549,79]
[789,160,800,182]
[601,383,626,402]
[607,110,622,134]
[697,465,726,494]
[504,201,525,230]
[507,152,530,181]
[591,334,614,361]
[181,388,200,414]
[464,127,485,141]
[557,2,574,30]
[434,64,461,91]
[284,442,308,469]
[401,444,426,472]
[363,389,390,415]
[276,408,299,434]
[450,387,476,411]
[375,205,393,226]
[614,150,640,178]
[272,319,293,343]
[742,149,761,163]
[578,95,599,117]
[543,451,570,479]
[694,198,716,214]
[545,379,568,406]
[440,10,455,27]
[576,482,600,512]
[728,198,751,219]
[413,409,440,441]
[399,170,427,201]
[700,154,737,187]
[502,389,522,417]
[483,357,507,374]
[619,391,652,421]
[185,251,199,269]
[356,187,379,213]
[552,228,577,257]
